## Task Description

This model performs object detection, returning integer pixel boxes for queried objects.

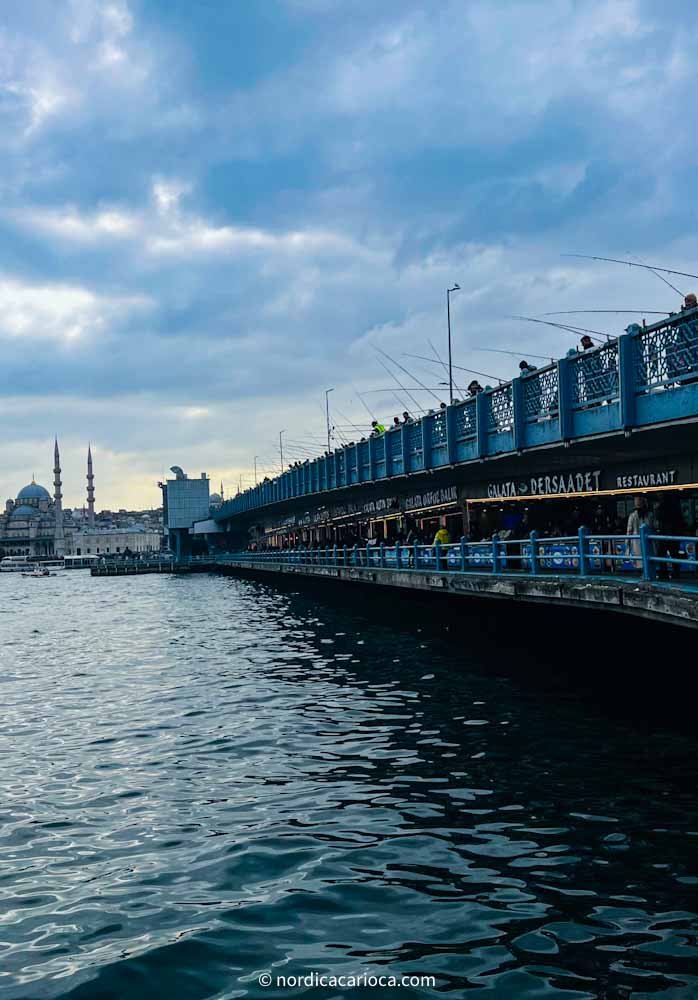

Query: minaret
[87,444,95,527]
[53,437,65,557]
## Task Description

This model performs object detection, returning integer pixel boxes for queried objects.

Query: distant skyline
[2,0,696,507]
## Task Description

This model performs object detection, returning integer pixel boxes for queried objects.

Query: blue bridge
[191,306,698,628]
[215,309,698,522]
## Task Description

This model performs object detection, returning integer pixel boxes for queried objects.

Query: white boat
[2,556,65,573]
[36,559,65,572]
[22,567,52,578]
[1,556,34,573]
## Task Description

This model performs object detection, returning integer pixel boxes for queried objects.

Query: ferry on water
[0,556,66,573]
[1,556,34,573]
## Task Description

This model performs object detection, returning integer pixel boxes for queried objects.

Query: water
[1,571,697,999]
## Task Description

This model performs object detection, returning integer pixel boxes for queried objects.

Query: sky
[1,0,697,509]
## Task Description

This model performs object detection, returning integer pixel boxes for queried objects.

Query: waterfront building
[0,440,70,558]
[160,466,212,558]
[0,443,163,559]
[67,526,163,557]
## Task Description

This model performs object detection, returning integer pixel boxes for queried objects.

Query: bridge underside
[217,558,698,630]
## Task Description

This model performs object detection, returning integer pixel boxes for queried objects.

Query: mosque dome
[10,504,40,519]
[17,482,51,502]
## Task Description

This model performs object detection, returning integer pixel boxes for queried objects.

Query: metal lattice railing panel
[406,422,423,455]
[487,384,513,432]
[454,400,476,439]
[570,342,619,406]
[523,365,558,420]
[390,432,402,457]
[633,318,698,390]
[431,412,447,445]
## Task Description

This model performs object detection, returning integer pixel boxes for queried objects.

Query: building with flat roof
[160,466,211,558]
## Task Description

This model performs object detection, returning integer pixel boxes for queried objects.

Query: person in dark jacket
[656,494,685,579]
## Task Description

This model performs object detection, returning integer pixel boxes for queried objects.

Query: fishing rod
[562,253,698,281]
[625,251,684,297]
[472,347,554,363]
[404,353,505,385]
[428,338,466,399]
[359,387,410,415]
[512,314,611,339]
[352,384,376,419]
[544,310,670,317]
[375,346,443,405]
[375,355,423,413]
[331,405,364,438]
[509,315,609,344]
[358,387,460,393]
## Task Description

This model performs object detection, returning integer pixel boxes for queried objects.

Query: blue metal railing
[215,310,698,523]
[216,527,697,585]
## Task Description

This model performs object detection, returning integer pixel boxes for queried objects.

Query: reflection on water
[0,572,696,998]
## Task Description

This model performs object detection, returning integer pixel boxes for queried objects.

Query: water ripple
[0,572,696,998]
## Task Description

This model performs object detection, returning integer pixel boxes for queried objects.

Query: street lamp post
[254,456,258,485]
[279,430,285,473]
[447,283,460,404]
[325,388,335,452]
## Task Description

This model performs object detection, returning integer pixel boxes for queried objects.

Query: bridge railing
[633,313,698,392]
[219,528,698,583]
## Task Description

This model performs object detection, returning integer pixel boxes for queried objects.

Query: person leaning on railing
[433,523,451,569]
[626,496,654,567]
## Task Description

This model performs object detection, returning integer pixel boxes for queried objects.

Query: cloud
[0,275,150,342]
[1,0,697,506]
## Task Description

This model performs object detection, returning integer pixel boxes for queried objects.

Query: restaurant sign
[615,470,677,488]
[483,465,681,500]
[330,496,399,519]
[404,486,458,511]
[487,470,602,499]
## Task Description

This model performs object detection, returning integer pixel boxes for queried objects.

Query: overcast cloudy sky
[1,0,696,508]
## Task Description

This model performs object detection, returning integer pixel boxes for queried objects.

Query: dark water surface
[1,571,697,999]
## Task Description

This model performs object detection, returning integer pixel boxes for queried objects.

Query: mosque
[0,440,94,558]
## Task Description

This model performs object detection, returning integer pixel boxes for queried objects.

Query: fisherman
[440,401,447,410]
[467,380,483,395]
[433,522,450,545]
[393,416,401,426]
[579,334,594,350]
[519,360,537,374]
[683,293,697,311]
[402,411,411,423]
[371,419,386,435]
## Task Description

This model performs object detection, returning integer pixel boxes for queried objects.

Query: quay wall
[217,558,698,630]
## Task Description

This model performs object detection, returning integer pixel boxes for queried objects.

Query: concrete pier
[217,556,698,629]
